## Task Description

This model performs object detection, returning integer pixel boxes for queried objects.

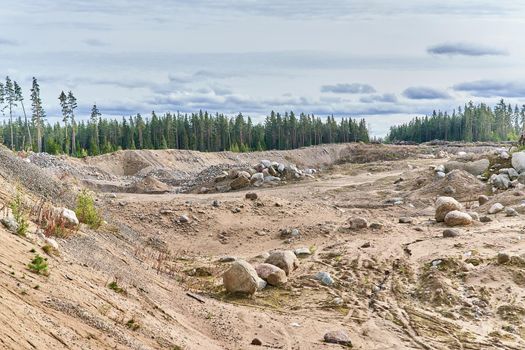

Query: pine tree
[67,91,78,155]
[30,78,45,153]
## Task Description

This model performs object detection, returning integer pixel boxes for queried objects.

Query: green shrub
[9,188,29,237]
[108,280,126,294]
[28,255,49,275]
[75,190,102,229]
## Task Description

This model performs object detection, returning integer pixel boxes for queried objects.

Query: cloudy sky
[1,0,524,136]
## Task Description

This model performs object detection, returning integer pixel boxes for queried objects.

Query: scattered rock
[369,222,384,230]
[480,216,492,223]
[223,260,261,295]
[443,229,460,238]
[219,256,236,263]
[1,217,18,233]
[324,330,352,346]
[444,211,473,226]
[265,251,299,276]
[212,200,220,207]
[230,174,251,190]
[399,217,413,224]
[251,338,262,346]
[444,159,489,176]
[497,253,510,264]
[349,217,369,230]
[435,197,462,222]
[315,271,334,286]
[491,174,511,190]
[178,215,191,223]
[443,185,456,195]
[55,207,79,227]
[488,203,504,214]
[245,192,258,200]
[294,247,311,256]
[467,212,480,221]
[478,195,489,205]
[255,263,287,286]
[505,207,518,217]
[45,237,59,250]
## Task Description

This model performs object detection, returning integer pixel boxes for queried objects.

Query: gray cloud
[0,38,18,46]
[402,86,451,100]
[360,93,398,103]
[321,83,376,94]
[453,80,525,97]
[427,42,507,56]
[83,38,109,47]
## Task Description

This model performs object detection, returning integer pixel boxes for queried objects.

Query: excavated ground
[1,142,524,350]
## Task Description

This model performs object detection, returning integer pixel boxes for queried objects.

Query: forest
[388,100,525,143]
[0,76,370,156]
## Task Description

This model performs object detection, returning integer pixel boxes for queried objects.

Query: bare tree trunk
[9,105,13,150]
[71,122,76,155]
[20,101,32,151]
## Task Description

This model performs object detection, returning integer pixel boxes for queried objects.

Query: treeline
[0,76,369,156]
[388,100,525,143]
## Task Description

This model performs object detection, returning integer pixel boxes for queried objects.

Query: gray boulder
[324,330,352,346]
[444,159,489,176]
[223,260,261,295]
[1,217,18,233]
[491,174,511,190]
[512,151,525,173]
[265,250,299,276]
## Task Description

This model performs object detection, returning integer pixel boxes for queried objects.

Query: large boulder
[250,173,264,187]
[444,159,489,176]
[265,250,299,276]
[491,174,511,190]
[223,260,261,295]
[324,330,352,346]
[230,173,251,190]
[255,263,287,286]
[512,151,525,173]
[444,211,473,226]
[55,207,79,227]
[1,217,18,233]
[435,197,462,222]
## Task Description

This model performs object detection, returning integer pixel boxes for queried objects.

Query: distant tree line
[0,76,370,156]
[388,100,525,143]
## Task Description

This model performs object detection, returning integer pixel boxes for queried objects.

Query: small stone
[467,212,480,221]
[505,207,518,217]
[497,253,510,264]
[294,247,311,256]
[488,203,504,214]
[443,185,456,195]
[369,223,383,230]
[324,330,352,346]
[45,237,59,250]
[315,271,334,286]
[443,229,460,238]
[232,207,241,213]
[436,171,446,179]
[219,256,236,263]
[480,216,492,223]
[394,177,404,184]
[212,200,220,207]
[251,338,262,346]
[349,217,368,230]
[399,217,413,224]
[178,215,190,223]
[245,192,258,200]
[478,195,489,205]
[361,242,371,248]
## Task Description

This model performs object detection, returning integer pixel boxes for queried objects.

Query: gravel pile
[0,147,75,206]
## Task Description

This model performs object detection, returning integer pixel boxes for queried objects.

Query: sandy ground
[1,143,525,349]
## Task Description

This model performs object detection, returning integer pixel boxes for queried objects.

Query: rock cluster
[222,250,300,295]
[213,160,317,192]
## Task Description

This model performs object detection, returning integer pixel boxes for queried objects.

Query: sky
[1,0,524,137]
